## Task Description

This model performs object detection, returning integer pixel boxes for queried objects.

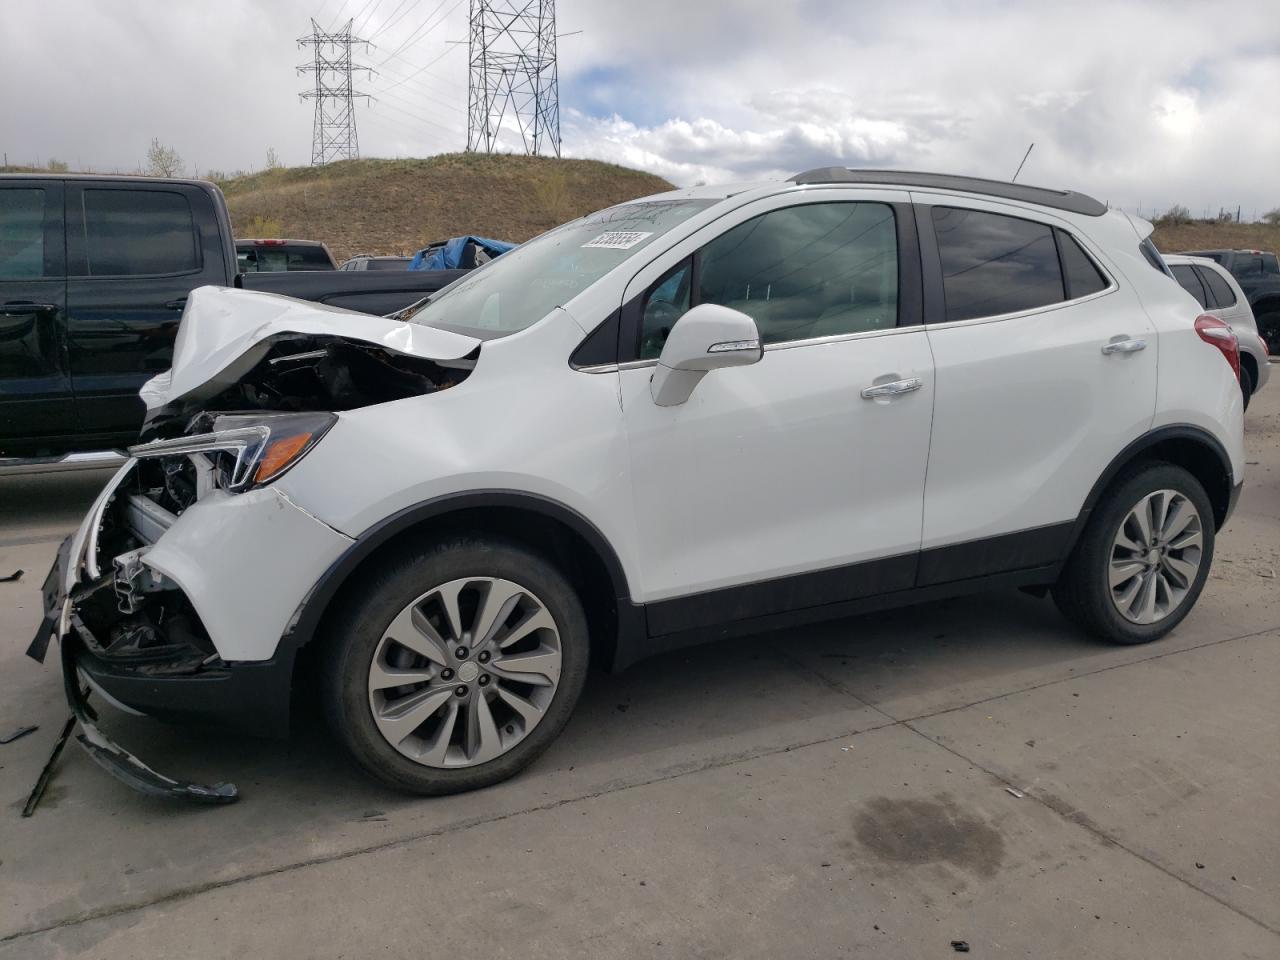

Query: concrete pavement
[1,390,1277,959]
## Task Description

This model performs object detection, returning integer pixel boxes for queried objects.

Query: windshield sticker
[581,231,653,250]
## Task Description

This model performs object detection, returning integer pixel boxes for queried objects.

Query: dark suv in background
[1181,249,1280,352]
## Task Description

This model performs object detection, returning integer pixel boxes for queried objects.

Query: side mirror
[650,303,762,406]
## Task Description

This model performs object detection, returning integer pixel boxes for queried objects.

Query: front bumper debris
[27,535,239,805]
[60,635,238,804]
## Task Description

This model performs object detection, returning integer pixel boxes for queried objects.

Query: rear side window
[932,207,1062,322]
[0,188,47,279]
[80,189,198,276]
[1199,267,1237,308]
[1170,264,1208,308]
[1057,231,1108,299]
[1263,254,1280,275]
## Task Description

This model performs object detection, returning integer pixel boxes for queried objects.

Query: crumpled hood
[140,285,480,413]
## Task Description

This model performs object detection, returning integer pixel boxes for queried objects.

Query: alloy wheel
[367,577,563,767]
[1108,489,1204,625]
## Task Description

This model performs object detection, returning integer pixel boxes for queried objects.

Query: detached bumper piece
[59,635,239,805]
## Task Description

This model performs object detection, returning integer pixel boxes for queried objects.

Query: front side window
[407,199,715,340]
[1199,267,1237,308]
[1170,264,1208,308]
[932,207,1063,322]
[638,201,899,358]
[0,188,47,280]
[80,189,198,276]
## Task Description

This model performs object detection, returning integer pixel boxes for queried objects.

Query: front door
[0,180,71,453]
[618,191,935,635]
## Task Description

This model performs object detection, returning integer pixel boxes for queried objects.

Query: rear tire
[1053,463,1214,644]
[321,536,590,795]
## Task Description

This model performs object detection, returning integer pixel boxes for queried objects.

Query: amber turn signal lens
[254,432,313,483]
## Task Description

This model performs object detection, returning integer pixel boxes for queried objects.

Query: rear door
[915,196,1157,583]
[0,180,72,450]
[65,181,227,440]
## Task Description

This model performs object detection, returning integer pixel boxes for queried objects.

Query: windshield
[405,199,716,338]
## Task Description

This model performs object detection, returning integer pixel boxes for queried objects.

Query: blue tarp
[409,235,515,271]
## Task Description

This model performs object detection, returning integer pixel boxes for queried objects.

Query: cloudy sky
[4,0,1278,218]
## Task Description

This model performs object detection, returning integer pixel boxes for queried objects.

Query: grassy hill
[218,154,675,262]
[1152,221,1280,256]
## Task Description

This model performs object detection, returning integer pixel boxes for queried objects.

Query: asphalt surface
[2,389,1277,959]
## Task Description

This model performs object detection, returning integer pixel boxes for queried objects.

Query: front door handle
[1101,337,1147,355]
[164,298,188,311]
[0,302,57,315]
[861,377,923,399]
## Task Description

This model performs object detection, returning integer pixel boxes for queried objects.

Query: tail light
[1194,314,1240,382]
[254,239,287,246]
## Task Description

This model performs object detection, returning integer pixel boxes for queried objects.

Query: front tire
[1240,364,1254,412]
[321,536,590,795]
[1053,463,1214,644]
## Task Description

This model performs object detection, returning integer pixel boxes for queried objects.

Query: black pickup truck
[1182,248,1280,352]
[0,174,465,457]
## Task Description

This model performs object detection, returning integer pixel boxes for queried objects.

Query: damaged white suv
[30,170,1245,800]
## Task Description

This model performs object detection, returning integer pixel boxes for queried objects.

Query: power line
[365,0,418,42]
[377,0,455,64]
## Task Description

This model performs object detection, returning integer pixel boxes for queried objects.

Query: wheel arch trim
[281,490,637,657]
[1069,424,1235,553]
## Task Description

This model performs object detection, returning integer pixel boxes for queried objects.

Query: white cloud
[2,0,1278,217]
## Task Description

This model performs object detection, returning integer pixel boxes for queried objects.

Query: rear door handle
[861,377,923,399]
[1101,337,1146,355]
[164,298,188,311]
[0,302,57,315]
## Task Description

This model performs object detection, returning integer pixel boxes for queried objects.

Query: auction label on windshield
[582,231,653,250]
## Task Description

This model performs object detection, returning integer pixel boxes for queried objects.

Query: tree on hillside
[145,138,183,177]
[265,147,282,170]
[1155,204,1193,226]
[1263,208,1280,226]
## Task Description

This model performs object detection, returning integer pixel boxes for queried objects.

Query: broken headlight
[129,411,336,492]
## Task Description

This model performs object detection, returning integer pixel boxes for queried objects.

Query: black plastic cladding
[789,169,1109,218]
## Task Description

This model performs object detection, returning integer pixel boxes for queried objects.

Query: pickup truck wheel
[321,537,589,795]
[1052,463,1214,644]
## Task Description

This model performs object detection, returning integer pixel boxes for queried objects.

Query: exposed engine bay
[141,335,475,441]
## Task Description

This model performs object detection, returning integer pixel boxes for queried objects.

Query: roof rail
[788,168,1108,217]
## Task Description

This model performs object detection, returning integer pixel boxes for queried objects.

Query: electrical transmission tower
[466,1,561,157]
[298,19,373,166]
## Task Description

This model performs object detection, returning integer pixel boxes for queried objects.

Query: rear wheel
[1241,364,1255,412]
[321,537,589,794]
[1053,463,1214,644]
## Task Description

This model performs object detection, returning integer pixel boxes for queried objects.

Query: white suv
[29,170,1245,799]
